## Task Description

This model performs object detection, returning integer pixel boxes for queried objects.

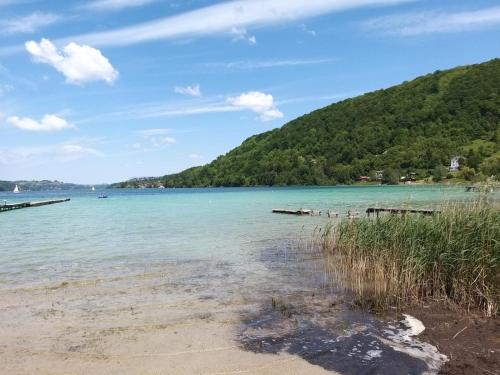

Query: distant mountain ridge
[115,59,500,188]
[0,180,93,192]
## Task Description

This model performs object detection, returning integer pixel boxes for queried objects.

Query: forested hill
[0,180,91,191]
[118,59,500,188]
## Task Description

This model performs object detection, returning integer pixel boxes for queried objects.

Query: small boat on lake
[13,184,19,193]
[91,186,95,191]
[98,194,108,199]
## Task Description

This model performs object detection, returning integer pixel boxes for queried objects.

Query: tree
[383,168,400,185]
[459,166,476,181]
[432,165,449,182]
[111,59,500,188]
[479,155,500,177]
[466,149,481,170]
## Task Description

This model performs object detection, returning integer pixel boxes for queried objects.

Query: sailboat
[13,184,19,193]
[91,186,95,191]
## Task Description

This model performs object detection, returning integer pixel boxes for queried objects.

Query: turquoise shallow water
[0,186,470,288]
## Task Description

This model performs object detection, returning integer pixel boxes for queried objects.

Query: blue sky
[0,0,499,184]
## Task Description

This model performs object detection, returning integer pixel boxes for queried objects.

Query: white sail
[91,186,95,191]
[13,184,19,193]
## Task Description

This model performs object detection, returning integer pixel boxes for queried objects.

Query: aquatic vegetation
[271,297,296,318]
[320,200,500,317]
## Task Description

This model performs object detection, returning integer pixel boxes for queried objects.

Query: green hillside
[118,59,500,188]
[0,180,91,192]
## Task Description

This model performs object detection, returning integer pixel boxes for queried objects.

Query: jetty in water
[272,207,439,218]
[0,198,70,213]
[272,208,321,216]
[366,207,438,217]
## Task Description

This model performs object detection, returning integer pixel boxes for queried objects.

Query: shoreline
[0,237,459,375]
[408,304,499,375]
[110,181,490,189]
[1,188,497,374]
[317,197,499,374]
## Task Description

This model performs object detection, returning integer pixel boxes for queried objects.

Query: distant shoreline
[109,180,494,189]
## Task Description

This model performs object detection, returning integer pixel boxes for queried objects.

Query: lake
[0,186,470,374]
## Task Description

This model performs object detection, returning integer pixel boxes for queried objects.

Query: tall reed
[320,200,499,317]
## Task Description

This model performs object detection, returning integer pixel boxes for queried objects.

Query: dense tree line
[116,59,500,188]
[0,180,88,191]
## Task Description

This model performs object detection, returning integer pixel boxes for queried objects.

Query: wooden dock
[0,198,70,212]
[465,185,499,192]
[272,208,321,216]
[272,206,440,218]
[366,207,438,217]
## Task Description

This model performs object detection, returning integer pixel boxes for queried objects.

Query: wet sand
[0,242,454,375]
[0,259,335,375]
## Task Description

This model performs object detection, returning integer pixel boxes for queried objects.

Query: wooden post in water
[366,207,438,217]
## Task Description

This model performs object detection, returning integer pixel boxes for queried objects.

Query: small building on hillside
[400,172,417,184]
[407,172,417,181]
[357,176,370,182]
[449,156,460,172]
[375,170,384,180]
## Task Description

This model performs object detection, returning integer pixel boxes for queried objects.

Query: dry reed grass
[320,198,500,317]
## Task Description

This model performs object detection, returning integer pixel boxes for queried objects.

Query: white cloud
[0,12,60,34]
[231,27,257,45]
[206,58,335,70]
[77,93,283,121]
[81,0,157,11]
[6,114,73,132]
[300,23,317,36]
[53,0,410,47]
[25,38,119,85]
[152,136,176,146]
[365,6,500,36]
[0,143,102,166]
[134,104,239,119]
[75,90,349,123]
[174,83,202,97]
[227,91,283,121]
[60,144,101,158]
[137,128,176,147]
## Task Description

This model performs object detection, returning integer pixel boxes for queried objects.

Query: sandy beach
[0,247,460,375]
[1,187,496,374]
[0,259,337,375]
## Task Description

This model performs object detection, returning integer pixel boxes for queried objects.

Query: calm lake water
[0,185,469,289]
[2,185,482,374]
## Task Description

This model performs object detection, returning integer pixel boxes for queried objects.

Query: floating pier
[0,198,70,212]
[366,207,438,217]
[272,208,321,216]
[272,207,440,218]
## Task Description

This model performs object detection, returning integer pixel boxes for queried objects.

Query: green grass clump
[321,201,499,316]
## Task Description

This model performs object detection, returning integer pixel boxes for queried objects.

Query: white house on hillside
[449,156,460,172]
